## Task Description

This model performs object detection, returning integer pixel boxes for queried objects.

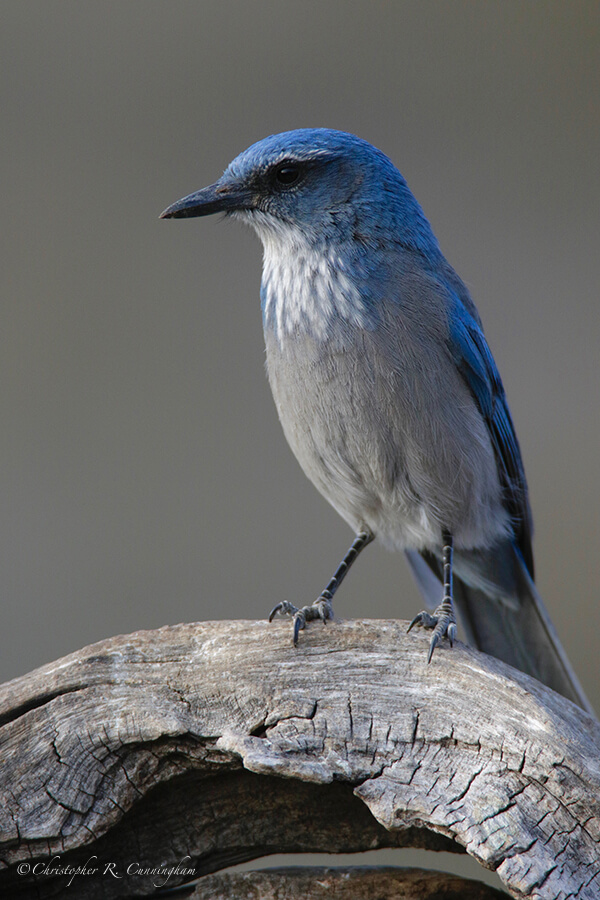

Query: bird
[161,128,592,715]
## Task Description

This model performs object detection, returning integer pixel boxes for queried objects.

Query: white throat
[247,212,371,344]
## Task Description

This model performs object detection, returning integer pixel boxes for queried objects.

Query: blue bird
[161,128,592,713]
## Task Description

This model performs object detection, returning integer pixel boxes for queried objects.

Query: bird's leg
[269,530,374,645]
[408,531,457,662]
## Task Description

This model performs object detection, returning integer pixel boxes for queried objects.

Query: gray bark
[0,618,598,899]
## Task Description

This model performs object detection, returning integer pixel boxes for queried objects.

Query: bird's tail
[406,542,594,716]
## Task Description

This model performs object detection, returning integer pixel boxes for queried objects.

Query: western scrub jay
[161,128,592,714]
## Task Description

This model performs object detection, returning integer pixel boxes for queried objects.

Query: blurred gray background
[1,1,599,888]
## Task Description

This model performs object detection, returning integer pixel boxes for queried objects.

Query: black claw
[427,633,440,664]
[268,596,333,645]
[269,600,298,622]
[408,604,456,662]
[410,536,456,663]
[407,611,435,633]
[428,623,446,663]
[293,615,304,646]
[267,531,373,646]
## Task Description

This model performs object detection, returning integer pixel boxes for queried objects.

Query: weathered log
[190,865,510,898]
[0,619,598,899]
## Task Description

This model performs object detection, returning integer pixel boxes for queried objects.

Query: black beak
[160,180,253,219]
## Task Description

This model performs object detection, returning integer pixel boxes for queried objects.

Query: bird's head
[161,128,438,256]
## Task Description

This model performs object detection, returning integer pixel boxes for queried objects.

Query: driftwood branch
[191,866,510,898]
[0,619,598,899]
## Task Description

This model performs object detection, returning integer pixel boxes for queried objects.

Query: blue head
[161,128,440,258]
[162,130,446,341]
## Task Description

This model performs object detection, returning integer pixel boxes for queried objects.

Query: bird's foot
[408,595,457,663]
[269,594,334,646]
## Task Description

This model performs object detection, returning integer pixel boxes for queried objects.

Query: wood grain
[0,619,598,898]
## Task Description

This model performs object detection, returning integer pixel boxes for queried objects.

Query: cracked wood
[0,619,598,899]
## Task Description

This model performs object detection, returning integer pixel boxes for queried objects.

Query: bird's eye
[273,163,302,187]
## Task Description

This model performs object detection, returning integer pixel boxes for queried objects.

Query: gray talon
[269,600,298,622]
[408,596,457,663]
[269,594,334,645]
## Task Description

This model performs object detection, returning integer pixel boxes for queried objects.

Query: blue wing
[447,293,534,577]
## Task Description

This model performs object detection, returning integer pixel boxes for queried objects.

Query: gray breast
[264,302,510,554]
